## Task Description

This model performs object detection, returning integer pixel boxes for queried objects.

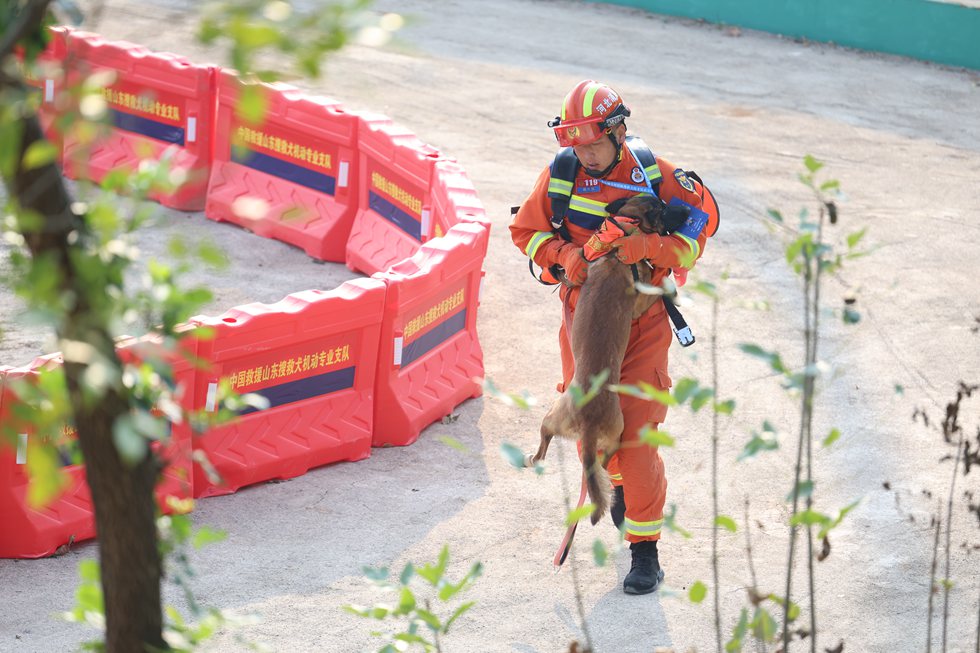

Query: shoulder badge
[630,167,645,184]
[674,169,695,193]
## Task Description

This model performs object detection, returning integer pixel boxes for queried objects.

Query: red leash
[553,470,589,570]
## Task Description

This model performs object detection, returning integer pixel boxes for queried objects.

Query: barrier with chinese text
[189,279,385,498]
[205,73,359,261]
[62,31,216,210]
[370,222,487,447]
[345,116,442,276]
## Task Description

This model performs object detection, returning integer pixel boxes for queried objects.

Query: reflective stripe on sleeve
[526,231,555,260]
[548,177,574,196]
[625,517,664,538]
[674,232,701,266]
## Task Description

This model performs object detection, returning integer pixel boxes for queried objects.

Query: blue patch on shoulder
[668,197,708,240]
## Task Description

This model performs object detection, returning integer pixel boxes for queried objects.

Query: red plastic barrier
[205,72,359,261]
[0,355,93,559]
[0,347,196,559]
[429,159,490,238]
[345,115,443,276]
[115,332,198,505]
[18,26,70,152]
[188,279,385,498]
[371,222,488,447]
[61,31,216,211]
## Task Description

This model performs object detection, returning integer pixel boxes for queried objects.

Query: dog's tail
[583,449,612,526]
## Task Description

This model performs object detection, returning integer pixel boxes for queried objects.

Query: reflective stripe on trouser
[558,292,672,544]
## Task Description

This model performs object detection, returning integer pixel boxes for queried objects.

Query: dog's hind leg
[532,398,570,464]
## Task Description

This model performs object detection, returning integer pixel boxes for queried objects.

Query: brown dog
[531,194,669,524]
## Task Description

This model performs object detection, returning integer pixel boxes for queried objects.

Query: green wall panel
[593,0,980,70]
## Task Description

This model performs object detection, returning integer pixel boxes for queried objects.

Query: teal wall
[593,0,980,70]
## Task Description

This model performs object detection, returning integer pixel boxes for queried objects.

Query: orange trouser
[559,294,672,543]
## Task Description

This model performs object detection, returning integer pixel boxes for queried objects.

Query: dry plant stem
[711,292,723,653]
[927,503,942,653]
[556,442,595,652]
[743,498,767,653]
[974,583,979,653]
[803,207,828,653]
[942,432,963,653]
[783,254,812,652]
[426,599,443,653]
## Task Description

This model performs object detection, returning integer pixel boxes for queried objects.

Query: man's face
[572,125,624,175]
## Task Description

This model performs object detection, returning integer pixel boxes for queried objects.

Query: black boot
[623,540,664,595]
[610,485,625,530]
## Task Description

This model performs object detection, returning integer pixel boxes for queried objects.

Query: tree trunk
[7,107,167,651]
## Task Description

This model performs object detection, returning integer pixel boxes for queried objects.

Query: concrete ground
[2,1,979,651]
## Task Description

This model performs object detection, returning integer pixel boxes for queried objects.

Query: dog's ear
[604,197,629,215]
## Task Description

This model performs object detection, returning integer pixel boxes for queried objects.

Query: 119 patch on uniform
[674,169,695,193]
[576,178,601,194]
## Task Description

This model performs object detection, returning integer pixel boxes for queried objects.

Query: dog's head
[605,195,668,235]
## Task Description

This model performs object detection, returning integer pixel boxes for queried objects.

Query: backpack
[516,136,720,346]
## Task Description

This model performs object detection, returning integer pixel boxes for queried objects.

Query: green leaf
[79,559,101,583]
[399,563,414,586]
[766,208,783,223]
[565,503,596,526]
[639,425,675,448]
[715,515,737,533]
[893,384,904,396]
[444,601,475,633]
[22,139,59,170]
[191,526,226,549]
[111,415,149,465]
[482,378,535,410]
[846,227,867,249]
[785,236,806,264]
[819,179,840,192]
[609,381,678,406]
[397,587,416,614]
[664,503,691,539]
[789,509,829,528]
[822,427,841,448]
[673,377,699,404]
[843,306,861,324]
[690,388,715,412]
[751,606,778,641]
[500,442,528,470]
[197,241,229,268]
[817,499,861,539]
[803,154,823,173]
[26,441,68,509]
[714,399,735,415]
[688,580,708,603]
[415,609,442,632]
[738,431,779,461]
[787,480,815,502]
[438,436,469,454]
[362,566,389,582]
[726,608,749,652]
[592,538,608,567]
[238,83,267,124]
[737,343,786,374]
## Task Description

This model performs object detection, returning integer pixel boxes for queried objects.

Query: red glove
[556,244,588,286]
[611,231,663,265]
[584,216,639,261]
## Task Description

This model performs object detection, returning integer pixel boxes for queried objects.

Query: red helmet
[549,80,631,147]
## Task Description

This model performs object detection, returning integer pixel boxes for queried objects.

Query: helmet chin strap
[582,133,624,179]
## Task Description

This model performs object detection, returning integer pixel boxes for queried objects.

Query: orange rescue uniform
[510,145,709,543]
